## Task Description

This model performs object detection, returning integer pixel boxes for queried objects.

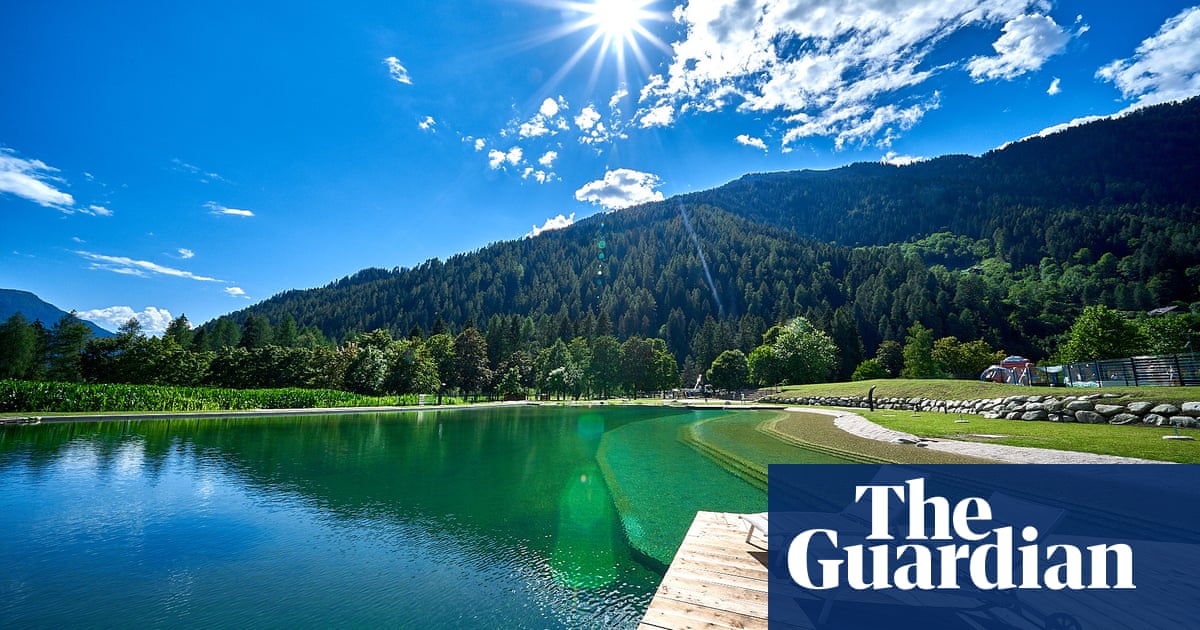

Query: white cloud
[539,97,561,117]
[735,134,768,152]
[574,168,664,210]
[642,0,1065,149]
[1010,6,1200,149]
[474,138,486,152]
[225,287,249,299]
[1047,77,1062,95]
[487,146,524,170]
[538,151,558,168]
[580,122,613,145]
[419,116,437,131]
[171,158,228,184]
[522,167,554,184]
[1096,6,1200,107]
[881,151,925,166]
[517,96,570,139]
[638,104,675,128]
[82,204,113,217]
[967,13,1070,81]
[575,105,602,130]
[525,212,576,238]
[205,201,255,217]
[77,306,175,336]
[383,56,412,84]
[0,148,75,209]
[609,88,628,111]
[76,250,225,282]
[176,248,195,259]
[573,102,626,145]
[1003,113,1107,149]
[519,118,551,138]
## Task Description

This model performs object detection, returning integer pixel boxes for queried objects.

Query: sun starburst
[523,0,671,95]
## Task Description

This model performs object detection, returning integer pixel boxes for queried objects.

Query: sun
[586,0,650,42]
[525,0,670,92]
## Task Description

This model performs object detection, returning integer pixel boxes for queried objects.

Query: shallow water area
[0,405,783,628]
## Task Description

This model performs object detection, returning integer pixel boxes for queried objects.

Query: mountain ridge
[0,289,114,338]
[205,97,1200,367]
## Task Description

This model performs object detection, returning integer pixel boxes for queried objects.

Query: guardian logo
[787,478,1134,591]
[766,465,1200,630]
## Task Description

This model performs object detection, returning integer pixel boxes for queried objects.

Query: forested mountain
[684,97,1199,250]
[208,97,1200,372]
[0,289,113,338]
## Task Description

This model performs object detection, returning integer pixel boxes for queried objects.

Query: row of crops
[0,379,443,413]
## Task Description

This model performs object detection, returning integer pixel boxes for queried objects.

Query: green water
[0,405,810,629]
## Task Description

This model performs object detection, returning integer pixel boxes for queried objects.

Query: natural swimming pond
[0,405,849,628]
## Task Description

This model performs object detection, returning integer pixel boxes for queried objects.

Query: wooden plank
[641,599,763,630]
[670,555,770,583]
[654,574,769,618]
[663,564,769,594]
[641,512,772,630]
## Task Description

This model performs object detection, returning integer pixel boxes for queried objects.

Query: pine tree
[164,314,194,349]
[0,313,37,379]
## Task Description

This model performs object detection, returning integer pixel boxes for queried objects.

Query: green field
[857,408,1200,463]
[0,379,461,415]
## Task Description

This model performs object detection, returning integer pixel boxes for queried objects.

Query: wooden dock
[638,511,770,630]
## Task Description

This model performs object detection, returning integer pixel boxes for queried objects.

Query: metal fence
[1051,353,1200,388]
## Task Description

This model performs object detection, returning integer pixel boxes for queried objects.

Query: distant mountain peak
[0,288,114,337]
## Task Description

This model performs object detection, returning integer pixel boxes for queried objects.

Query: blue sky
[3,1,1199,334]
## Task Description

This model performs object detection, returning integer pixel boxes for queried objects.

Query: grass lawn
[772,379,1200,406]
[858,408,1200,463]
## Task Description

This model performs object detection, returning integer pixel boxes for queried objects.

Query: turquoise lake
[0,405,833,628]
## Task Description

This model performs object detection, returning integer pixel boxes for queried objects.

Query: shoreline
[3,402,1175,464]
[0,400,540,425]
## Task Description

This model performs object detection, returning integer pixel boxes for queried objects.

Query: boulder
[1151,404,1181,416]
[1021,410,1049,421]
[1108,413,1141,425]
[1170,416,1198,429]
[1005,411,1022,420]
[1126,401,1155,415]
[1065,400,1094,412]
[1182,402,1200,417]
[1143,414,1168,426]
[1048,413,1074,423]
[1094,404,1125,417]
[1075,410,1106,424]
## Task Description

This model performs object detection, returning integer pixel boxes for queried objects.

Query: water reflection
[552,464,618,588]
[0,406,712,629]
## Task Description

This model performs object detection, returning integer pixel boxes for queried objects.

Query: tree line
[2,302,1195,400]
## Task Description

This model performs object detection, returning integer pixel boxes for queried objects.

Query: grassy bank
[764,411,990,464]
[772,379,1200,406]
[857,408,1199,463]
